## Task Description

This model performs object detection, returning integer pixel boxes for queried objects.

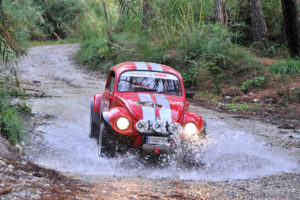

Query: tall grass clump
[0,86,25,144]
[78,37,112,71]
[270,59,300,75]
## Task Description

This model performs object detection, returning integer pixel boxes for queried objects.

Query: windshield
[118,71,182,96]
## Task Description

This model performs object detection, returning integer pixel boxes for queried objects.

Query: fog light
[184,122,198,136]
[116,117,130,131]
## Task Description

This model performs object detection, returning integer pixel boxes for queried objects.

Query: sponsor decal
[121,71,178,80]
[135,101,162,109]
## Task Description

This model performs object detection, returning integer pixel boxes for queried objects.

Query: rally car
[90,62,206,157]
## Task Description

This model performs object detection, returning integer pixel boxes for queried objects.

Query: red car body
[90,62,205,156]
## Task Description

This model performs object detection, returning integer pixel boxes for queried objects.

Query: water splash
[26,114,299,181]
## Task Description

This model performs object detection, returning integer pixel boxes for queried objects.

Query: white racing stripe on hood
[134,62,148,70]
[149,63,163,71]
[154,94,172,122]
[138,93,155,121]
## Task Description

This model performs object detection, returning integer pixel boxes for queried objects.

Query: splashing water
[25,109,299,181]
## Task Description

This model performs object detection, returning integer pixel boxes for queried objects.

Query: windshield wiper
[132,87,156,92]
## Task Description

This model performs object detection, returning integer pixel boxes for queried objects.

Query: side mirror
[185,91,194,98]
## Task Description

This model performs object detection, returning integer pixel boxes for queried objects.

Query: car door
[103,71,116,111]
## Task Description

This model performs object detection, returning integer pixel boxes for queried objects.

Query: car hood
[116,92,185,123]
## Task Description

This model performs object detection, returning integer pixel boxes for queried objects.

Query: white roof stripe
[149,63,163,71]
[134,62,148,70]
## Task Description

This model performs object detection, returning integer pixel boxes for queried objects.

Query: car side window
[106,71,115,93]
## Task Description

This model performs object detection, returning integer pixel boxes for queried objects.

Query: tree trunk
[281,0,300,57]
[214,0,224,26]
[249,0,268,42]
[102,0,113,44]
[141,0,153,31]
[113,0,128,33]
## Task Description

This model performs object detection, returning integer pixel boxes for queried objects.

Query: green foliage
[78,37,112,71]
[224,103,259,111]
[34,0,86,39]
[270,59,300,75]
[0,86,26,144]
[78,1,260,94]
[180,24,259,93]
[241,77,265,92]
[0,0,41,63]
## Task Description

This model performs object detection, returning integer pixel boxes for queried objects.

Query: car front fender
[181,111,205,133]
[102,107,134,136]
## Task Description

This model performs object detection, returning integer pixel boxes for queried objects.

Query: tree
[114,0,128,33]
[249,0,268,42]
[214,0,224,26]
[141,0,153,31]
[281,0,300,57]
[102,0,113,45]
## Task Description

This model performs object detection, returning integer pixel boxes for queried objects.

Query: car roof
[110,62,182,79]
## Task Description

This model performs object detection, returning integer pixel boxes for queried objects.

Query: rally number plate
[146,136,168,145]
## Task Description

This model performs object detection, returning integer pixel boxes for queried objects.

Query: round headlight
[116,117,130,131]
[184,122,198,136]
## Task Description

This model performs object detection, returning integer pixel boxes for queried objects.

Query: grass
[224,103,259,111]
[27,38,81,47]
[270,59,300,75]
[0,85,29,144]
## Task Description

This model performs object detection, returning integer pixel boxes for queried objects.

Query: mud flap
[91,97,100,125]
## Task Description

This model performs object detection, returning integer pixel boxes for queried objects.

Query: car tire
[98,120,116,157]
[89,113,99,138]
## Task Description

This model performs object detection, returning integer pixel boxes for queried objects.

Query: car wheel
[98,121,116,157]
[89,112,99,138]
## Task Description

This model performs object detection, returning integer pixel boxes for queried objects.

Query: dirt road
[12,44,300,199]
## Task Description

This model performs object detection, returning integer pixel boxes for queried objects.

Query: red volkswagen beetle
[90,62,206,157]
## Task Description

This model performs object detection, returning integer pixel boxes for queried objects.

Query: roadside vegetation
[0,85,30,144]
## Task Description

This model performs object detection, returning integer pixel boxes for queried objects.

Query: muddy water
[20,45,299,185]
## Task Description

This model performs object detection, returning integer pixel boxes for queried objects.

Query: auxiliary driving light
[169,122,182,135]
[136,120,149,133]
[184,122,198,136]
[153,120,167,134]
[116,117,130,131]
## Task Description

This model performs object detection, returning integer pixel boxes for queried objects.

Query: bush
[0,86,25,144]
[180,24,260,93]
[78,37,112,71]
[34,0,86,39]
[270,59,300,75]
[241,76,265,92]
